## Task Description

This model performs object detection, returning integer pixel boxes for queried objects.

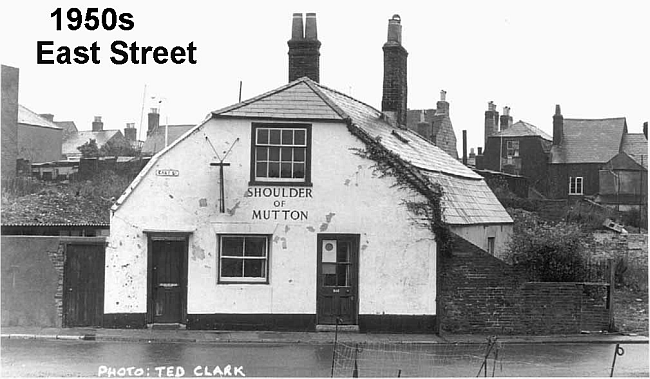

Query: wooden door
[149,238,187,324]
[317,234,359,325]
[63,243,105,327]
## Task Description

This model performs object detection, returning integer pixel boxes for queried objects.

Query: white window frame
[569,176,583,195]
[506,140,519,158]
[218,235,269,284]
[251,124,311,185]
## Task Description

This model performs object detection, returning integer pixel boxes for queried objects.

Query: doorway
[147,235,188,324]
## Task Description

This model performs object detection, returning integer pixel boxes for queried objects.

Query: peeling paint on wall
[319,223,329,232]
[192,245,206,261]
[280,237,287,249]
[227,201,240,216]
[306,226,315,232]
[284,225,290,233]
[199,198,208,207]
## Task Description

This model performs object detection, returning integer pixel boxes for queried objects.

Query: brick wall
[439,235,611,334]
[589,232,648,266]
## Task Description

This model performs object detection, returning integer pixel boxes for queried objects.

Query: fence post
[607,258,615,331]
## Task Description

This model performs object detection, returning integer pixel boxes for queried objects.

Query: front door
[148,236,187,324]
[317,234,359,325]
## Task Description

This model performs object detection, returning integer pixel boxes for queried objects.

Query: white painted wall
[106,118,437,317]
[450,224,513,260]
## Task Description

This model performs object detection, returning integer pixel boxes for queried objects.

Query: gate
[63,242,105,327]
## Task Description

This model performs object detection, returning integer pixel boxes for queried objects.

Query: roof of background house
[62,130,122,156]
[550,117,627,164]
[18,105,62,130]
[141,124,195,155]
[494,120,552,140]
[405,108,458,159]
[54,120,78,134]
[115,77,512,225]
[620,133,648,168]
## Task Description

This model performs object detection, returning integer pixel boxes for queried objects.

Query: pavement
[1,326,648,345]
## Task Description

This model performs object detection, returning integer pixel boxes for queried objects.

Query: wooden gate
[63,242,105,327]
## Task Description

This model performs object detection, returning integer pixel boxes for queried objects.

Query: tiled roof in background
[495,120,552,140]
[550,118,627,164]
[142,125,195,155]
[18,105,61,130]
[621,133,648,168]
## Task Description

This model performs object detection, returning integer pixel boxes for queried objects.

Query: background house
[406,90,458,159]
[61,116,128,159]
[17,105,63,166]
[141,109,194,156]
[476,103,552,196]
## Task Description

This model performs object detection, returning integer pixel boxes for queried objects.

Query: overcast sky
[2,0,648,153]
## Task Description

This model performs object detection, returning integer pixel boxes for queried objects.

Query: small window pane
[245,237,266,257]
[256,162,268,178]
[282,130,293,145]
[270,129,281,145]
[256,147,268,160]
[269,147,280,161]
[268,162,280,177]
[222,258,243,277]
[294,148,305,162]
[294,130,306,145]
[257,129,269,145]
[222,238,243,256]
[337,265,349,286]
[280,148,292,162]
[280,163,292,178]
[337,243,350,263]
[244,260,265,277]
[322,263,336,274]
[293,163,305,179]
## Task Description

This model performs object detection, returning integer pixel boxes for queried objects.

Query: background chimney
[643,121,648,139]
[462,130,468,165]
[287,13,321,83]
[124,123,137,142]
[436,90,449,115]
[484,101,499,146]
[553,104,563,145]
[39,113,54,122]
[500,106,513,131]
[381,14,408,127]
[92,116,103,131]
[478,147,483,155]
[147,108,160,136]
[469,147,476,158]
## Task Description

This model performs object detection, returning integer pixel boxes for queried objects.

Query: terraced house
[105,14,512,332]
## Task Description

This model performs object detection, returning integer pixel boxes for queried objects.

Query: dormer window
[250,123,312,186]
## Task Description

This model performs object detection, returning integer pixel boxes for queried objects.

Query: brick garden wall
[439,235,611,335]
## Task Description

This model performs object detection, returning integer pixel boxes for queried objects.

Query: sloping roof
[54,120,78,136]
[18,105,62,130]
[621,133,648,168]
[142,124,195,155]
[62,130,122,156]
[495,120,552,140]
[550,118,627,164]
[116,77,511,225]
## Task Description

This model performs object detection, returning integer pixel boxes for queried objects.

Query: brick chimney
[124,122,137,141]
[553,104,563,145]
[416,110,431,140]
[500,106,513,131]
[643,121,647,139]
[39,113,54,122]
[436,90,449,115]
[484,101,499,146]
[147,108,160,136]
[92,116,103,131]
[287,13,321,83]
[381,14,408,127]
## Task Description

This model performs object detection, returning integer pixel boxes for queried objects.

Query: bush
[507,212,593,282]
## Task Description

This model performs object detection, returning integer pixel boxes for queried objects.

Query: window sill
[217,280,269,285]
[248,181,313,187]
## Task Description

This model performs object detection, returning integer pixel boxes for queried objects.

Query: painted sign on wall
[246,187,311,221]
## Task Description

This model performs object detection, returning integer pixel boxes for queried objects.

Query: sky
[1,0,648,154]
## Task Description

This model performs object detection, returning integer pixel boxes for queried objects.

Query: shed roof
[18,105,62,130]
[116,77,511,225]
[494,120,552,140]
[550,118,627,164]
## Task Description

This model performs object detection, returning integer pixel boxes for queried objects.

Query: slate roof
[550,118,627,164]
[116,77,511,225]
[142,124,195,155]
[54,120,78,138]
[620,133,648,168]
[62,130,122,157]
[18,105,62,130]
[494,120,552,140]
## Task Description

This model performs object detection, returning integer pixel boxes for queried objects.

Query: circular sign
[325,242,334,251]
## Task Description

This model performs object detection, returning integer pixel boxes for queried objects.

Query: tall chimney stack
[436,90,449,115]
[553,104,563,146]
[147,108,160,136]
[287,13,321,83]
[500,106,513,131]
[462,130,468,165]
[92,116,103,131]
[124,123,137,142]
[381,14,408,127]
[484,101,499,146]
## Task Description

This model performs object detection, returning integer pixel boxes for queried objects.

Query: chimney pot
[478,147,483,155]
[386,14,402,44]
[92,116,104,131]
[440,90,446,102]
[305,13,317,39]
[291,13,304,40]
